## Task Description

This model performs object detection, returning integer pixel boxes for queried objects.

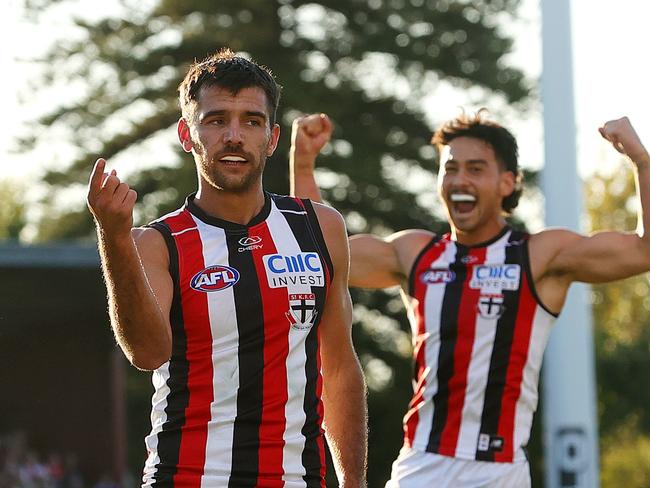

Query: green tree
[24,0,528,240]
[22,1,530,485]
[0,179,27,240]
[585,167,650,487]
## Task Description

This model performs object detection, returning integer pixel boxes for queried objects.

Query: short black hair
[178,48,282,126]
[432,110,522,214]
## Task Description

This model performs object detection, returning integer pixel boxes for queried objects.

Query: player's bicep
[349,234,403,288]
[547,230,650,283]
[132,227,174,319]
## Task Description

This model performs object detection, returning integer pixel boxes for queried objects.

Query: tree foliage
[22,0,530,485]
[0,179,27,240]
[25,0,528,240]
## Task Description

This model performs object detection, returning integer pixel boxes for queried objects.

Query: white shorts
[385,447,531,488]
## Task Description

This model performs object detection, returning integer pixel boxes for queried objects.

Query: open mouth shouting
[450,192,477,214]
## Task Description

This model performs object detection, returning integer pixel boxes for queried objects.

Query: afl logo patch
[190,265,240,292]
[420,268,456,284]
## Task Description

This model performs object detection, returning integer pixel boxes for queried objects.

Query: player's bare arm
[289,113,332,201]
[87,158,173,370]
[349,229,435,289]
[290,113,434,289]
[530,117,650,312]
[313,203,368,488]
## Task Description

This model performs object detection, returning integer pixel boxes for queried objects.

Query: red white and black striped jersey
[141,192,333,488]
[403,227,557,463]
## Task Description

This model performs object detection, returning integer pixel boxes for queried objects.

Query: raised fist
[290,113,333,172]
[599,117,650,167]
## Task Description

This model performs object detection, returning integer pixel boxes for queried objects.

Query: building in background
[0,243,130,486]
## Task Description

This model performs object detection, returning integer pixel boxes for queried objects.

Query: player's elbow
[635,234,650,269]
[127,344,171,371]
[130,352,169,371]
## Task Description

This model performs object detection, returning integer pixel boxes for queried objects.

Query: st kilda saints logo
[476,294,506,319]
[286,293,318,330]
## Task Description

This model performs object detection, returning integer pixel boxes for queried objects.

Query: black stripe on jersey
[475,231,523,462]
[227,230,264,488]
[426,244,469,452]
[522,237,559,317]
[408,235,443,297]
[275,195,327,484]
[302,324,325,488]
[148,221,188,486]
[300,198,334,281]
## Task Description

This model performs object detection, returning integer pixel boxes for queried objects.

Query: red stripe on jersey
[404,240,446,447]
[167,210,213,487]
[437,246,487,457]
[494,270,536,462]
[250,222,289,486]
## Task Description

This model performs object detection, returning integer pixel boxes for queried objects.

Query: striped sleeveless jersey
[403,227,556,463]
[142,192,332,488]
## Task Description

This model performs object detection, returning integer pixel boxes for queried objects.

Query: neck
[451,217,508,246]
[194,182,266,225]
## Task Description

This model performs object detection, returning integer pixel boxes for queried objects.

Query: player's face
[438,136,515,241]
[183,85,280,194]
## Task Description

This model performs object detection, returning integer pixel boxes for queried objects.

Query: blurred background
[1,0,649,487]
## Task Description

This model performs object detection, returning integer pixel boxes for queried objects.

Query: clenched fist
[290,113,333,174]
[599,117,650,169]
[87,158,137,237]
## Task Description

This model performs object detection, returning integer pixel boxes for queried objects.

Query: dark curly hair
[432,110,523,214]
[178,48,282,126]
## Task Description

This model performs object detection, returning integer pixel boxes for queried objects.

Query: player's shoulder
[310,201,346,233]
[132,225,166,243]
[529,227,584,250]
[307,203,350,272]
[388,228,436,249]
[131,226,170,263]
[385,229,437,274]
[528,227,587,274]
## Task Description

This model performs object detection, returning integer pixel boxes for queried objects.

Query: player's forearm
[291,173,323,202]
[98,229,171,370]
[289,151,323,202]
[323,359,368,488]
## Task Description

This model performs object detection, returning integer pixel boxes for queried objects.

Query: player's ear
[500,170,516,198]
[177,118,194,153]
[266,124,281,156]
